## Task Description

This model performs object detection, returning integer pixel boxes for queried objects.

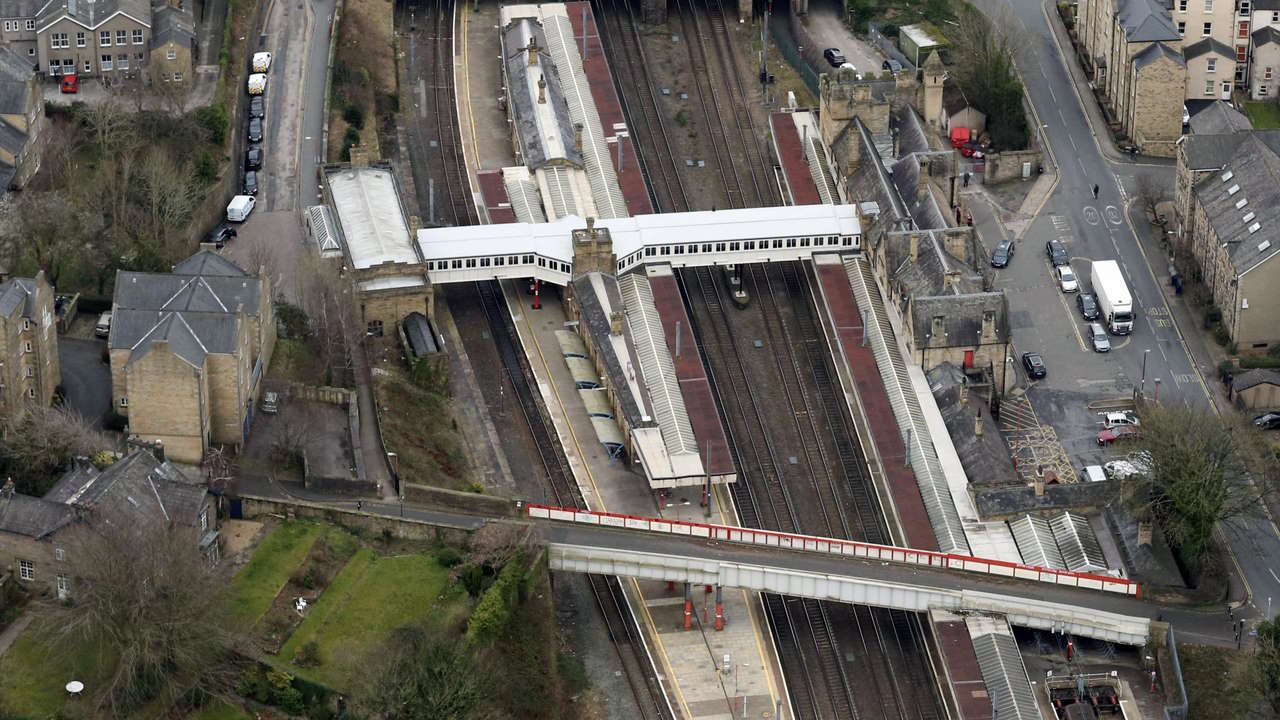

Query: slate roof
[0,46,33,117]
[886,230,985,297]
[0,0,44,18]
[171,250,249,277]
[0,277,36,317]
[1253,24,1280,47]
[1116,0,1180,41]
[1183,37,1234,61]
[0,489,73,538]
[1132,42,1185,71]
[1193,133,1280,274]
[0,120,25,156]
[66,450,206,525]
[502,17,582,171]
[1233,368,1280,392]
[114,271,262,316]
[942,80,980,118]
[43,461,101,503]
[1180,129,1280,169]
[911,293,1009,349]
[928,363,1017,487]
[403,311,439,357]
[151,4,194,48]
[109,308,240,367]
[37,0,150,30]
[1186,100,1253,135]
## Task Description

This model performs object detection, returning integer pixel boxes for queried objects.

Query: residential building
[0,45,45,192]
[109,251,275,463]
[1231,368,1280,408]
[0,450,217,599]
[1184,98,1254,132]
[1237,0,1280,93]
[1177,131,1280,350]
[0,0,39,60]
[147,0,191,83]
[1249,25,1280,96]
[1183,37,1237,98]
[0,270,59,419]
[1170,0,1236,56]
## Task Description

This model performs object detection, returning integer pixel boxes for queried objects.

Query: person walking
[1092,184,1099,198]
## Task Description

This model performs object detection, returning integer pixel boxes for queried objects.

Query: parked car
[247,117,263,143]
[1087,323,1111,352]
[991,240,1014,268]
[1046,239,1069,266]
[246,145,263,170]
[249,96,265,119]
[226,194,256,222]
[243,170,259,196]
[1022,351,1047,379]
[60,73,78,93]
[1255,411,1280,430]
[839,62,863,80]
[95,312,112,338]
[261,391,279,414]
[881,58,903,74]
[1104,456,1150,480]
[1098,425,1141,446]
[1057,265,1079,292]
[823,48,846,67]
[1077,292,1099,320]
[1102,410,1140,428]
[204,224,237,249]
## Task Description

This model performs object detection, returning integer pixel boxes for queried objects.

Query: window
[1179,0,1187,9]
[465,258,476,268]
[199,508,208,532]
[3,21,14,32]
[24,341,31,353]
[1178,20,1186,33]
[56,575,68,599]
[1239,0,1250,13]
[25,388,33,399]
[1208,58,1217,72]
[367,320,383,337]
[799,238,810,247]
[1239,44,1249,61]
[119,396,127,408]
[22,319,29,331]
[172,71,182,82]
[701,243,712,253]
[134,52,142,60]
[1225,80,1233,94]
[494,257,504,266]
[132,28,142,43]
[1267,66,1274,79]
[76,31,85,46]
[55,548,65,561]
[1240,20,1250,37]
[83,60,91,73]
[1259,84,1267,95]
[24,19,33,30]
[1204,21,1213,34]
[479,257,490,267]
[18,560,33,581]
[1206,78,1216,94]
[1273,10,1279,21]
[1205,0,1212,11]
[25,366,32,377]
[117,54,127,70]
[115,29,126,45]
[27,47,33,56]
[50,32,67,48]
[166,47,176,60]
[715,242,726,251]
[100,54,112,70]
[99,30,111,46]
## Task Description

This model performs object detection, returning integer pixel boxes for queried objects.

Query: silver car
[1088,322,1111,352]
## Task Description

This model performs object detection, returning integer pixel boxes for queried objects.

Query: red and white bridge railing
[525,503,1140,597]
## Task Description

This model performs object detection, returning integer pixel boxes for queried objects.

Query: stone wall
[984,148,1042,183]
[974,479,1118,518]
[1130,54,1186,157]
[402,482,521,518]
[126,341,208,463]
[235,494,482,544]
[0,529,63,599]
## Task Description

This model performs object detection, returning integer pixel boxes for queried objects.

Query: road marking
[1048,260,1089,352]
[1069,134,1077,151]
[1083,206,1100,225]
[1270,567,1280,585]
[1105,205,1123,225]
[1110,335,1131,351]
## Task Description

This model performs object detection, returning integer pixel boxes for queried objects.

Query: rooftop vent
[1243,211,1256,223]
[1236,197,1248,209]
[1261,239,1273,252]
[1222,170,1234,182]
[1228,184,1241,196]
[1248,221,1262,234]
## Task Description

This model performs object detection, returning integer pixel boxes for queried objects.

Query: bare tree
[0,191,102,286]
[269,402,317,469]
[1135,172,1168,224]
[358,623,485,720]
[465,522,534,568]
[75,97,136,160]
[0,405,103,496]
[53,509,235,715]
[948,7,1031,150]
[150,70,193,115]
[133,147,200,264]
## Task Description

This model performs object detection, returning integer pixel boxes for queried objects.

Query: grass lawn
[276,551,452,689]
[190,701,252,720]
[1180,643,1260,719]
[0,621,114,717]
[1243,100,1280,129]
[224,521,324,630]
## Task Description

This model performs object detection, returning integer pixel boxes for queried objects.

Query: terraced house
[0,0,193,81]
[0,271,59,419]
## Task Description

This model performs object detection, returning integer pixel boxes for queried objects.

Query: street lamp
[1140,348,1151,399]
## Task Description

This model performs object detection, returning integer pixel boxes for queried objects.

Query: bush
[294,639,321,668]
[456,563,485,597]
[434,545,463,568]
[1218,360,1237,382]
[1213,324,1231,347]
[195,151,217,185]
[343,125,361,149]
[275,301,309,339]
[466,552,527,644]
[195,104,228,145]
[1205,304,1223,327]
[1242,355,1280,369]
[342,103,364,130]
[291,565,318,589]
[465,481,485,494]
[276,686,304,714]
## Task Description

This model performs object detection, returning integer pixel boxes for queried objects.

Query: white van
[252,52,273,73]
[247,73,267,96]
[226,194,256,222]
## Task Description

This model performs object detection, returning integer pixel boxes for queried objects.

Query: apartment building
[1185,37,1238,99]
[0,270,59,419]
[0,44,45,192]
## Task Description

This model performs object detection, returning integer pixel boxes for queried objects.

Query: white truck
[226,195,256,222]
[247,73,267,96]
[1091,259,1133,335]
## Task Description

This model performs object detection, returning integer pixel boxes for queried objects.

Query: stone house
[940,79,986,138]
[1239,0,1280,91]
[0,0,39,61]
[1181,131,1280,350]
[1249,25,1280,96]
[1168,0,1236,52]
[147,0,191,83]
[109,251,275,463]
[1184,98,1253,133]
[1231,368,1280,409]
[1183,37,1236,99]
[0,45,45,192]
[0,270,59,419]
[0,449,217,599]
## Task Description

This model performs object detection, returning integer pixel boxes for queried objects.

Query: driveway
[795,0,886,76]
[59,336,111,426]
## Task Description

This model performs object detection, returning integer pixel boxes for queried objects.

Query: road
[964,0,1280,618]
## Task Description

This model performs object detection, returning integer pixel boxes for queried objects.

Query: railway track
[429,0,477,225]
[473,281,671,720]
[592,0,690,213]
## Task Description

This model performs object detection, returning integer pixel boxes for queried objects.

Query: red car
[60,74,78,93]
[1098,425,1141,446]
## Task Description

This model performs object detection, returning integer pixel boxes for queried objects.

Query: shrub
[456,563,485,597]
[276,686,304,714]
[1242,355,1280,369]
[1205,304,1223,326]
[434,545,462,568]
[342,103,364,130]
[294,640,321,668]
[195,151,217,185]
[1213,324,1231,346]
[1218,360,1237,381]
[465,481,485,494]
[343,125,361,148]
[195,104,228,145]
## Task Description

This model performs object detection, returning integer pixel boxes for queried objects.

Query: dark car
[1077,292,1100,320]
[243,170,259,196]
[249,96,265,119]
[248,117,263,143]
[881,58,903,73]
[204,224,237,249]
[1046,239,1068,267]
[991,240,1014,268]
[246,145,263,170]
[1256,412,1280,430]
[1022,351,1047,379]
[823,48,846,67]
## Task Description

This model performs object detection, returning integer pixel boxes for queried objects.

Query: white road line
[1269,567,1279,585]
[1069,134,1077,151]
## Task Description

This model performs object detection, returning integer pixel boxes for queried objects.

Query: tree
[1135,172,1168,224]
[1121,405,1278,575]
[948,7,1030,150]
[53,508,235,714]
[0,406,103,496]
[269,402,316,469]
[1253,618,1280,715]
[0,191,102,286]
[358,623,485,720]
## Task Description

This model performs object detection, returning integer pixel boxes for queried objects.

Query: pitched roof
[54,449,206,525]
[1180,130,1280,169]
[1253,24,1280,46]
[0,120,26,156]
[42,461,101,503]
[114,271,261,315]
[1183,37,1235,61]
[0,489,73,538]
[1232,368,1280,392]
[171,250,249,277]
[0,46,33,117]
[927,363,1018,487]
[942,80,982,118]
[1186,100,1253,134]
[37,0,150,31]
[1193,133,1280,274]
[911,292,1010,348]
[110,308,240,367]
[150,3,193,48]
[0,276,37,317]
[0,0,44,17]
[1132,41,1185,71]
[1117,0,1180,41]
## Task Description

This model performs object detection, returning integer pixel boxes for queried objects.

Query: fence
[772,12,820,96]
[526,504,1140,596]
[1163,623,1188,720]
[868,23,916,73]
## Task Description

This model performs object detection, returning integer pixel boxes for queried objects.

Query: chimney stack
[574,123,583,152]
[586,216,596,236]
[610,310,624,336]
[909,233,919,263]
[409,214,420,238]
[974,408,983,437]
[537,76,546,104]
[1033,466,1045,496]
[526,38,538,66]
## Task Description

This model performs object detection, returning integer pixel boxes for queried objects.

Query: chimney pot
[537,77,546,104]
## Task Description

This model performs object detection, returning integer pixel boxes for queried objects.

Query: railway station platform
[769,110,841,207]
[500,281,788,720]
[930,610,996,720]
[476,169,518,224]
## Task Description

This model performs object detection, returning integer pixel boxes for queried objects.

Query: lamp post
[1140,348,1150,400]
